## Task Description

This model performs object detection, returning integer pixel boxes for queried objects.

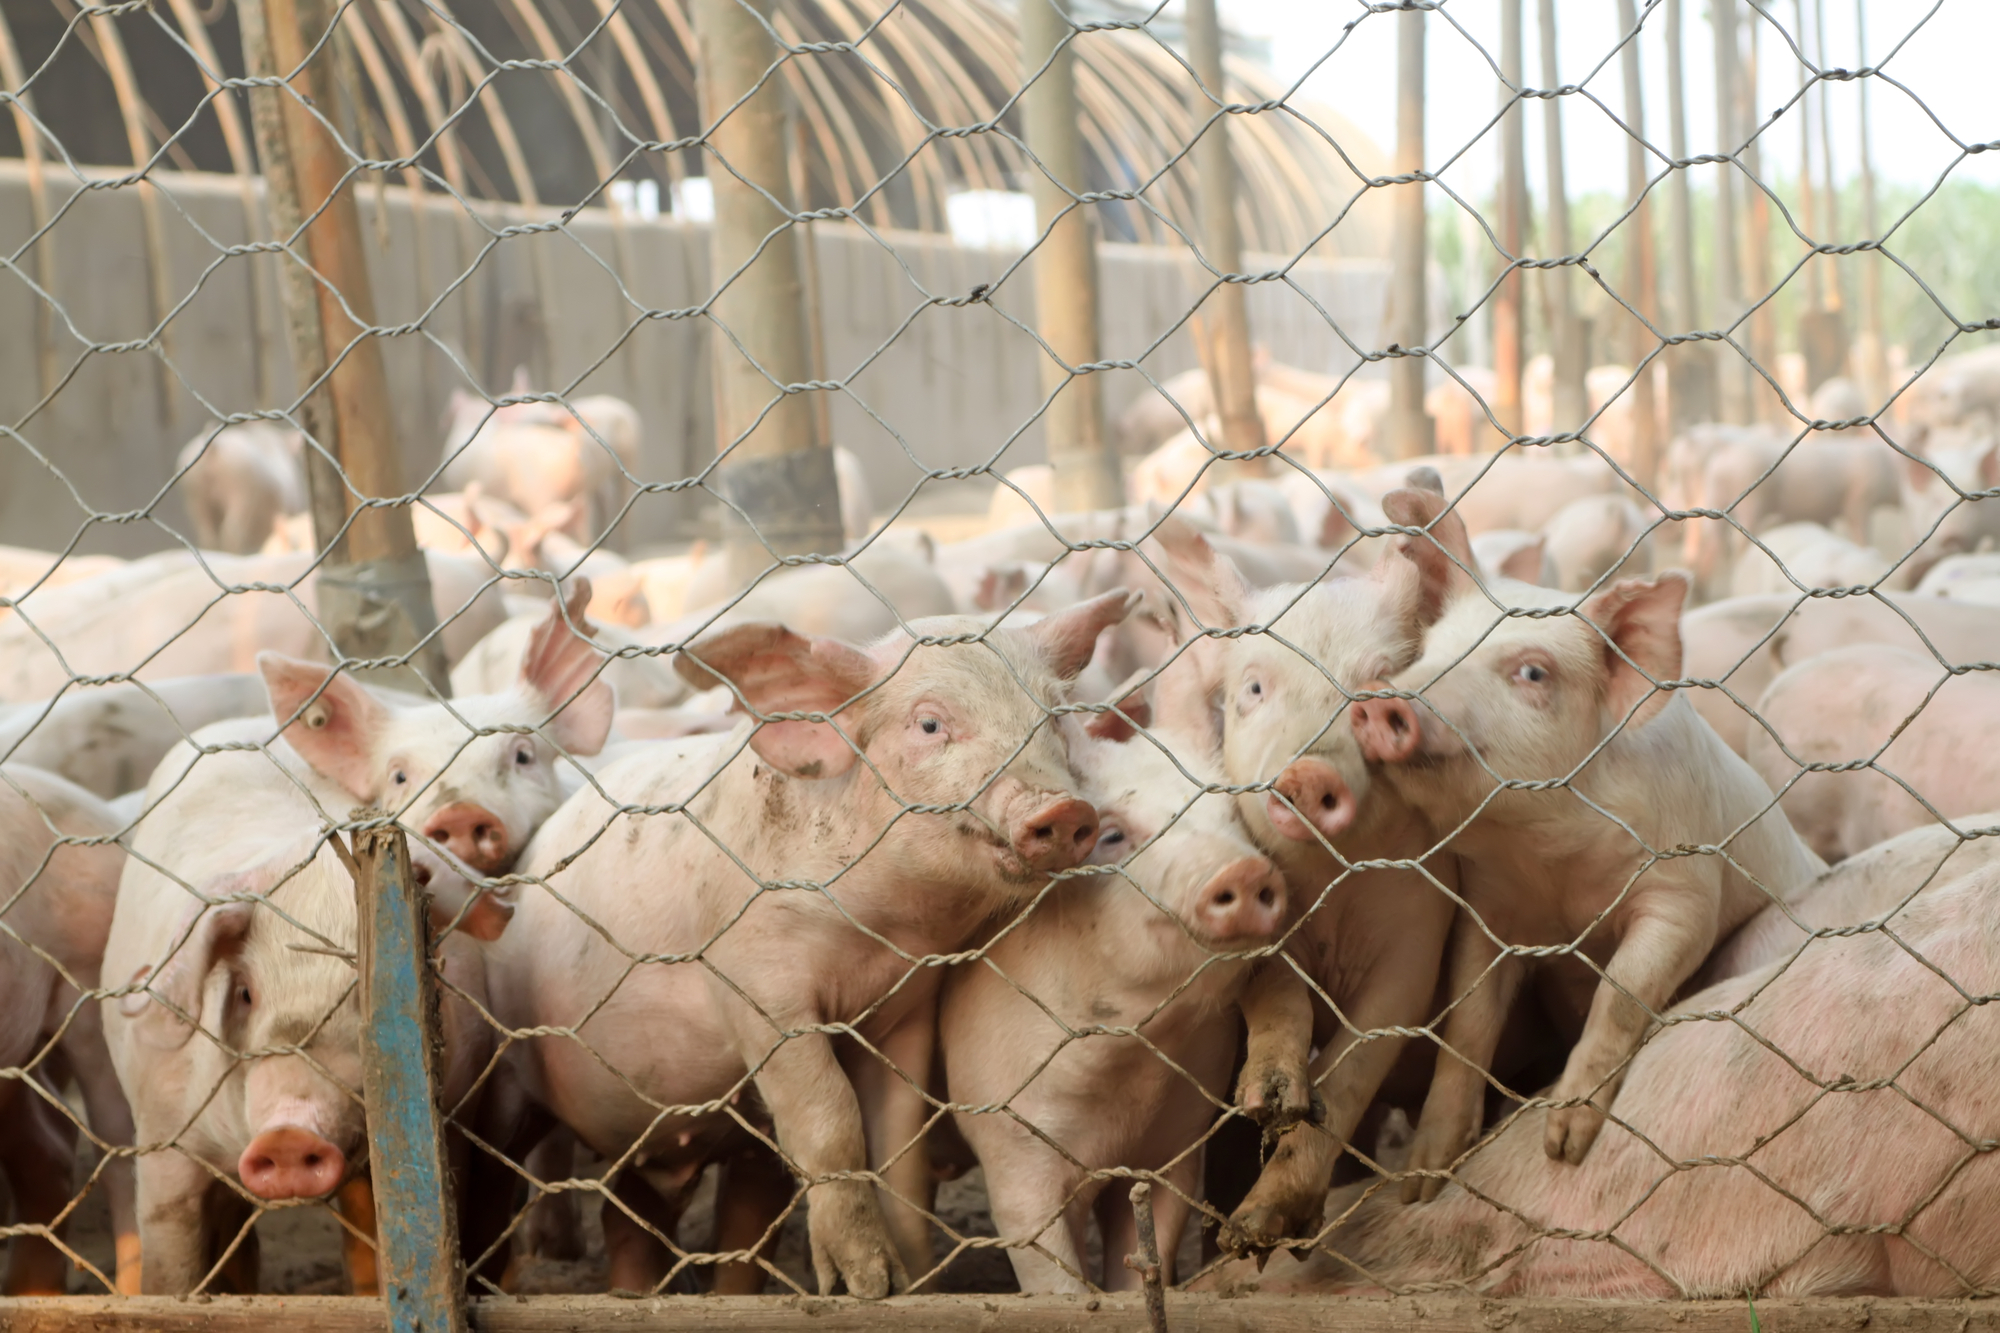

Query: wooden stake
[1123,1181,1169,1333]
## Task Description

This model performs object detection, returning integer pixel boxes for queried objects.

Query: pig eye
[235,983,253,1009]
[392,769,407,786]
[1514,663,1549,685]
[514,745,534,766]
[918,716,941,736]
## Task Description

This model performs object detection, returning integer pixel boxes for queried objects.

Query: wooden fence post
[1184,0,1268,479]
[1664,0,1716,433]
[1617,0,1660,488]
[1387,3,1434,461]
[1493,0,1527,438]
[1021,0,1122,513]
[240,0,445,693]
[346,822,469,1333]
[693,0,843,577]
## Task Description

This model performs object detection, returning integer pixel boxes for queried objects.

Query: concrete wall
[0,162,1391,556]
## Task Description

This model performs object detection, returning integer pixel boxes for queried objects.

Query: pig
[1353,562,1823,1192]
[0,766,136,1294]
[1148,488,1465,1252]
[1729,521,1892,597]
[174,422,307,556]
[1538,494,1654,594]
[102,588,613,1291]
[673,541,958,645]
[1470,530,1547,586]
[1900,440,2000,585]
[942,670,1288,1293]
[0,546,125,622]
[1700,814,2000,984]
[0,550,508,704]
[1915,551,2000,602]
[441,379,635,543]
[1679,433,1901,594]
[1745,644,2000,864]
[1681,592,2000,759]
[834,445,874,543]
[1233,861,2000,1298]
[0,675,268,801]
[482,592,1137,1298]
[451,609,688,710]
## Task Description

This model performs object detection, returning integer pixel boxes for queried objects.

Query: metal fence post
[345,822,469,1333]
[1185,0,1269,478]
[693,0,843,575]
[1387,3,1433,461]
[1021,0,1122,512]
[243,0,446,692]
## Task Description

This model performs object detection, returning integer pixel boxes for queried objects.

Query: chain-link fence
[3,0,2000,1323]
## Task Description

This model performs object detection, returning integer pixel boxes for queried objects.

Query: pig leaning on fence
[1351,545,1824,1196]
[1148,483,1466,1253]
[1237,858,2000,1298]
[101,586,614,1293]
[0,767,137,1294]
[942,662,1288,1293]
[483,591,1137,1299]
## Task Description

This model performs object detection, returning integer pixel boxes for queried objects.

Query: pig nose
[1352,688,1422,764]
[1194,856,1287,945]
[239,1126,346,1200]
[421,802,511,874]
[1011,797,1099,872]
[1267,758,1356,843]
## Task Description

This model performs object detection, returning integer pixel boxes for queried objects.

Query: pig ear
[120,896,255,1049]
[259,653,391,801]
[1024,588,1142,681]
[675,623,879,779]
[1150,514,1251,629]
[1379,486,1478,629]
[519,578,617,756]
[1577,572,1689,726]
[1498,534,1548,584]
[975,563,1030,613]
[1085,672,1152,743]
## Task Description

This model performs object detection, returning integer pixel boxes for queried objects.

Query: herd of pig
[5,344,2000,1302]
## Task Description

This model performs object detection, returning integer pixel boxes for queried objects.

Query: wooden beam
[3,1294,1997,1332]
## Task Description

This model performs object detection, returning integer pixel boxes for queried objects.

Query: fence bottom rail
[0,1294,1992,1332]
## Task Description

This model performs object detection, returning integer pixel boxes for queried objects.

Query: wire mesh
[2,0,1999,1310]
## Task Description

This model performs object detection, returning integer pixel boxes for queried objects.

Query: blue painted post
[352,821,470,1333]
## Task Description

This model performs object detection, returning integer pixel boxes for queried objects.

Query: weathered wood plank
[0,1294,1992,1333]
[349,824,468,1333]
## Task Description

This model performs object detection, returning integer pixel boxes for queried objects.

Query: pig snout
[1353,690,1422,764]
[1009,797,1100,872]
[1193,855,1288,946]
[422,802,511,873]
[1267,758,1356,842]
[238,1126,346,1200]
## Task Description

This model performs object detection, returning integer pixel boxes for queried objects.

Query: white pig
[942,671,1288,1292]
[174,422,307,556]
[102,589,613,1291]
[483,592,1137,1298]
[0,767,136,1294]
[0,675,268,801]
[1354,561,1824,1192]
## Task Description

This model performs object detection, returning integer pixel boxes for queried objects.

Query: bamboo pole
[1742,16,1777,418]
[694,0,845,564]
[1184,0,1268,477]
[1664,0,1714,431]
[1020,0,1121,511]
[1493,0,1527,438]
[1854,0,1884,400]
[1617,0,1659,487]
[1538,0,1585,444]
[248,0,445,691]
[1388,3,1433,461]
[1712,0,1748,422]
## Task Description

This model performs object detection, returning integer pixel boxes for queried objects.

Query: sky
[1210,0,2000,202]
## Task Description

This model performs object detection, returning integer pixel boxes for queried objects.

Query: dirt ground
[21,1144,1204,1297]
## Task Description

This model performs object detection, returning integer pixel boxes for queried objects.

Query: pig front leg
[846,1007,938,1284]
[1542,886,1718,1165]
[135,1149,218,1294]
[1403,917,1524,1204]
[1226,899,1449,1247]
[1234,961,1316,1129]
[753,1031,909,1298]
[65,1017,141,1293]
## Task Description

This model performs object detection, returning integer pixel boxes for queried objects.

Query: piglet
[942,667,1287,1292]
[484,592,1137,1298]
[1355,507,1823,1193]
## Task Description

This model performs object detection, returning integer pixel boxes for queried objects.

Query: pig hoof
[807,1188,909,1299]
[1221,1198,1320,1257]
[1239,1065,1313,1129]
[1543,1104,1606,1165]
